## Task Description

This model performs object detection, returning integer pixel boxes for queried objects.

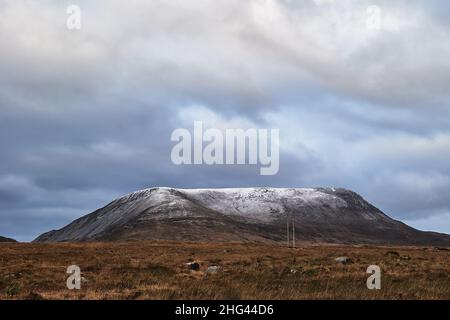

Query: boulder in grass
[335,256,353,264]
[206,266,221,274]
[186,262,200,271]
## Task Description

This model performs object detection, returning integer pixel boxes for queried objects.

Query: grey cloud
[3,0,450,114]
[0,0,449,241]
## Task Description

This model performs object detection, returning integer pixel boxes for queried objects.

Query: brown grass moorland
[0,241,448,300]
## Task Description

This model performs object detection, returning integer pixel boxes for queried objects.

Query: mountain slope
[34,187,450,246]
[0,236,17,243]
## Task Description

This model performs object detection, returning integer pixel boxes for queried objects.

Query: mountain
[34,187,450,246]
[0,236,17,243]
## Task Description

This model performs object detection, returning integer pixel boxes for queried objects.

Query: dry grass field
[0,241,448,300]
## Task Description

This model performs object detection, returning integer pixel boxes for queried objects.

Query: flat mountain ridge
[34,187,450,246]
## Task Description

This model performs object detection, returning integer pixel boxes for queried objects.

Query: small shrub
[385,251,400,257]
[303,268,319,276]
[5,283,21,298]
[25,292,43,300]
[147,264,175,276]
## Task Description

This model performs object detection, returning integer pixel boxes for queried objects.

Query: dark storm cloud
[0,0,449,240]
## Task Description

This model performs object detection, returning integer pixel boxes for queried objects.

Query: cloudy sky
[1,0,450,241]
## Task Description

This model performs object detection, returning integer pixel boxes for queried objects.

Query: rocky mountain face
[0,236,17,243]
[34,187,450,246]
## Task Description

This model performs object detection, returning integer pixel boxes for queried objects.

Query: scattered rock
[206,266,221,274]
[335,256,353,264]
[186,262,200,271]
[5,272,22,279]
